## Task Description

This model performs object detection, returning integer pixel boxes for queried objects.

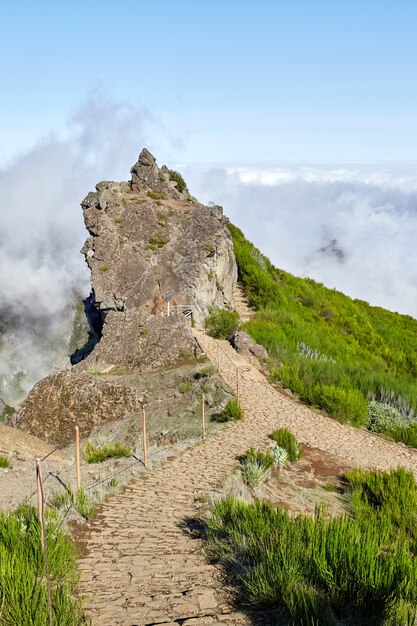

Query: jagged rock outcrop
[17,150,238,444]
[76,148,237,369]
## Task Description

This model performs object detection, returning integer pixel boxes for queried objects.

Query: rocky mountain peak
[130,148,189,198]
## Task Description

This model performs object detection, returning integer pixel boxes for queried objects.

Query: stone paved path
[232,284,254,322]
[77,330,417,626]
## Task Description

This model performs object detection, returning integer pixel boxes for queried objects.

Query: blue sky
[1,0,417,163]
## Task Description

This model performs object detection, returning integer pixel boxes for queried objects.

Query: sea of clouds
[1,98,417,406]
[185,161,417,318]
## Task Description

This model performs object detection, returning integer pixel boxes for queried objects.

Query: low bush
[318,385,368,426]
[215,400,244,422]
[0,504,86,625]
[270,445,288,468]
[269,427,302,462]
[368,399,407,431]
[206,467,417,624]
[84,440,132,463]
[205,307,240,339]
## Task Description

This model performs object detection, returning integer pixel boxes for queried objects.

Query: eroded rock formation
[17,150,237,444]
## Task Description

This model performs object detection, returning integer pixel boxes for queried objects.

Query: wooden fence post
[202,393,206,440]
[142,408,148,467]
[36,459,45,548]
[236,366,240,404]
[36,459,53,626]
[75,425,81,491]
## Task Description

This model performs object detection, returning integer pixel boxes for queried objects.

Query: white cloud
[0,96,176,405]
[184,162,417,318]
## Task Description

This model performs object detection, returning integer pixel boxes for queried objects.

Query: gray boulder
[230,331,268,360]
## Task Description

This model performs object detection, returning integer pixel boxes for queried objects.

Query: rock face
[17,149,238,444]
[81,148,236,325]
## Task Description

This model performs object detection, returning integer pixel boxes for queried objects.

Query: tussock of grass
[84,440,131,463]
[49,487,97,520]
[229,223,417,445]
[240,460,270,487]
[0,454,11,468]
[0,505,86,625]
[241,447,274,470]
[178,382,193,393]
[195,363,217,378]
[215,400,244,422]
[147,190,165,200]
[206,467,417,624]
[145,235,166,250]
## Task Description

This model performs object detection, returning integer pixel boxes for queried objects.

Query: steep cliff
[17,150,237,445]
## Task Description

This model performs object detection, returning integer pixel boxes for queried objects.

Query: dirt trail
[77,329,417,626]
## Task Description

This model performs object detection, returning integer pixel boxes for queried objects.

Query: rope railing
[29,326,266,544]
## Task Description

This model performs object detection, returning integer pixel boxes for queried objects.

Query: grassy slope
[229,224,417,441]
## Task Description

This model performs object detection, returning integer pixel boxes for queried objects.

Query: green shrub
[206,467,417,624]
[84,440,132,463]
[391,423,417,447]
[269,427,303,462]
[0,454,10,468]
[0,504,86,625]
[241,460,270,487]
[215,400,244,422]
[205,307,240,339]
[241,447,274,470]
[168,169,187,193]
[99,264,109,271]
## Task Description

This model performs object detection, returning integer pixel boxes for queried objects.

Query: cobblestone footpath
[77,329,417,626]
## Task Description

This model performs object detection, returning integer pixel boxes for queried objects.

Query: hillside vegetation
[0,505,86,625]
[207,467,417,625]
[229,224,417,445]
